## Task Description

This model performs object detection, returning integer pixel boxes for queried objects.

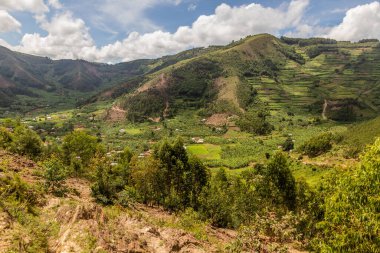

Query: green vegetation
[1,33,380,252]
[0,121,43,159]
[312,139,380,252]
[299,133,333,157]
[62,130,103,174]
[236,109,274,135]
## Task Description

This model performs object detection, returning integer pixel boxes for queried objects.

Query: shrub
[0,126,13,149]
[10,126,43,159]
[313,138,380,252]
[62,130,102,173]
[282,137,294,151]
[237,110,274,135]
[299,133,332,157]
[42,156,67,195]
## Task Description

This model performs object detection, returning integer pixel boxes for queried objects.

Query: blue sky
[0,0,379,62]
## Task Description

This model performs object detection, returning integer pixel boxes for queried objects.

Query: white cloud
[0,0,48,14]
[94,0,310,62]
[188,3,197,12]
[48,0,63,9]
[6,0,310,63]
[15,12,95,60]
[0,0,312,63]
[327,1,380,41]
[0,10,21,33]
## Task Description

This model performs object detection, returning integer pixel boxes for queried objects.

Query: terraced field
[246,42,380,118]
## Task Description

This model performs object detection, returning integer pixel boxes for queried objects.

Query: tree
[237,110,274,135]
[313,138,380,252]
[43,156,67,195]
[91,155,130,205]
[300,133,332,157]
[10,126,43,159]
[264,152,296,210]
[61,130,102,174]
[150,137,210,210]
[130,157,162,205]
[0,127,13,149]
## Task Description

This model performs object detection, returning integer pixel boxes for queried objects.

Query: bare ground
[0,150,236,253]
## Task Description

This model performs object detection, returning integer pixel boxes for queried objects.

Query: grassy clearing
[291,161,335,187]
[187,144,222,160]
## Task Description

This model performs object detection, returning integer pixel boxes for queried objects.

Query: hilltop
[2,34,380,123]
[0,45,215,114]
[83,34,380,123]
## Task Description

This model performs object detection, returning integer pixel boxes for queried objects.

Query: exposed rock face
[322,99,358,121]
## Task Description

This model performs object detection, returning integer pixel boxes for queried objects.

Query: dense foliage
[237,109,274,135]
[0,122,43,159]
[300,133,332,157]
[281,36,337,46]
[313,139,380,252]
[61,130,103,175]
[0,120,379,252]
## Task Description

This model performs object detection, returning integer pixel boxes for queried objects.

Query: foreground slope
[0,150,238,253]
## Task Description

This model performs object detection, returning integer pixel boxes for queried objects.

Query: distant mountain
[0,45,215,113]
[3,34,380,122]
[95,34,380,122]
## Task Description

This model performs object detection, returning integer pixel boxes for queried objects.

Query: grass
[122,128,142,135]
[187,144,222,160]
[291,161,335,187]
[343,115,380,148]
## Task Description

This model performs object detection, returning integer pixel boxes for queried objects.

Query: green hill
[2,33,380,122]
[0,46,216,114]
[97,34,380,122]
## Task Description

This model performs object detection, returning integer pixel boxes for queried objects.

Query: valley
[0,34,379,252]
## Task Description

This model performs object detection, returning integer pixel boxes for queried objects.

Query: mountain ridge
[2,33,380,123]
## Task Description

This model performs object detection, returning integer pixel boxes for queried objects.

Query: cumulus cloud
[48,0,63,9]
[15,12,95,60]
[92,0,309,62]
[0,0,48,14]
[9,0,310,63]
[0,10,21,33]
[327,1,380,41]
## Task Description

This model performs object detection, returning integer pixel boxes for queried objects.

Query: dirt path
[322,99,328,120]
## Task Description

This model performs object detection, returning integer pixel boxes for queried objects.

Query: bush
[43,156,67,195]
[282,137,294,151]
[62,130,103,174]
[10,126,43,159]
[237,110,274,135]
[312,138,380,252]
[0,126,13,149]
[300,133,332,157]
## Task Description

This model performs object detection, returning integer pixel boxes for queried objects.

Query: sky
[0,0,379,63]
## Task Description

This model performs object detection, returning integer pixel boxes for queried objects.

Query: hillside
[95,34,380,123]
[0,150,238,252]
[3,34,380,122]
[1,33,380,252]
[0,46,216,114]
